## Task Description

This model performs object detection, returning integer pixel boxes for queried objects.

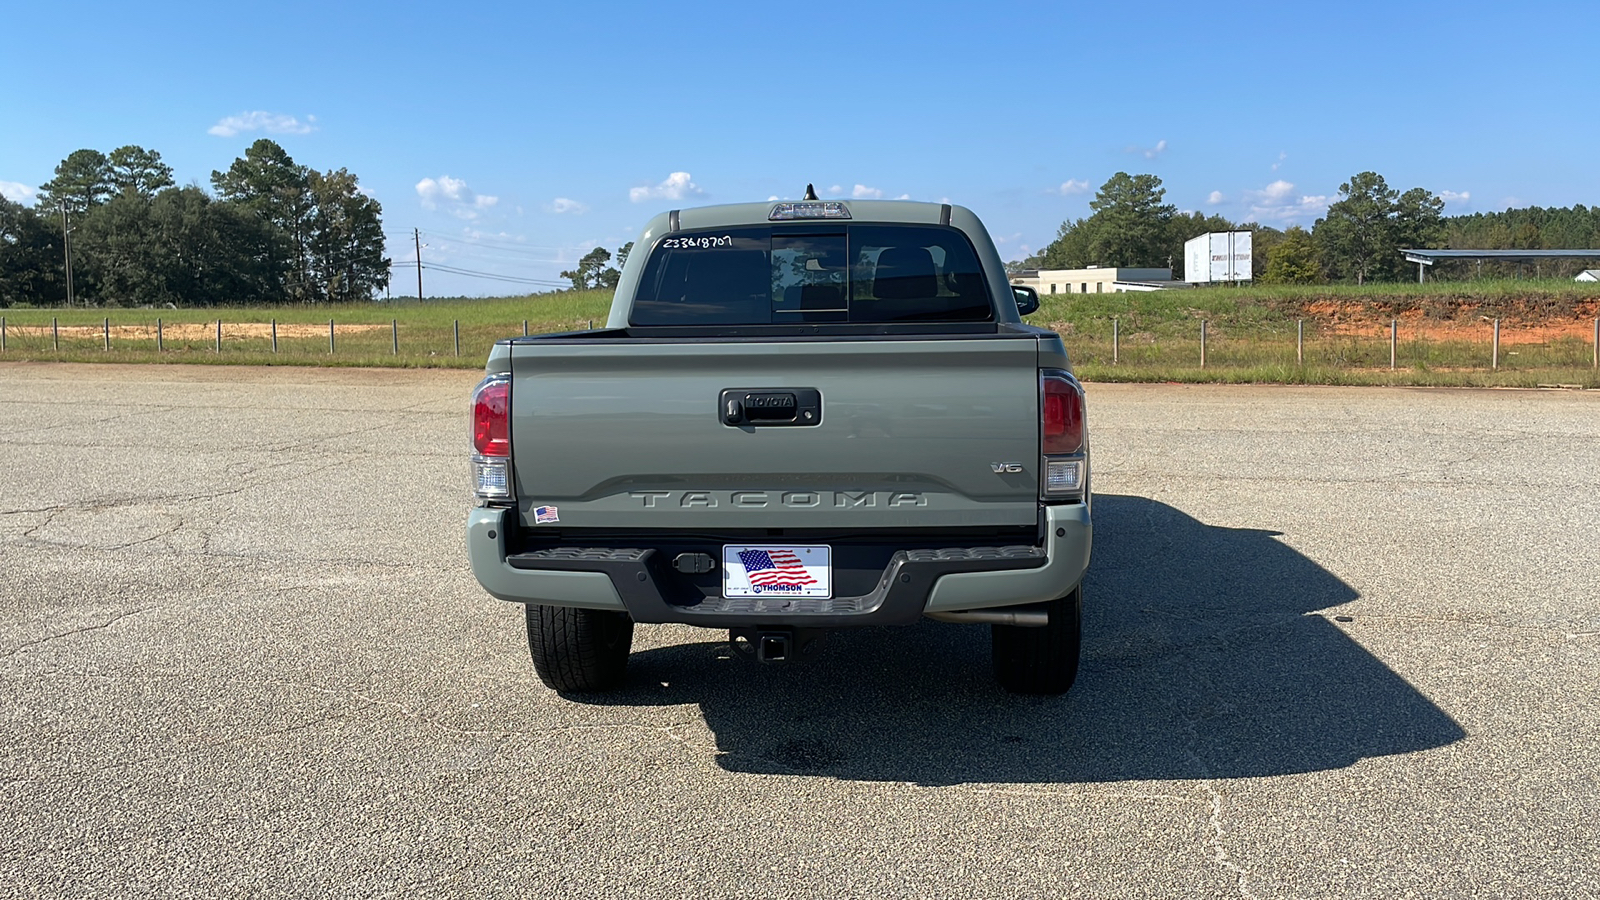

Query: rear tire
[991,585,1082,695]
[525,604,634,693]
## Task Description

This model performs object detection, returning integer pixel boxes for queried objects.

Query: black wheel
[525,604,634,693]
[991,585,1082,695]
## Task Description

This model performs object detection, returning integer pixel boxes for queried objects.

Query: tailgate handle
[720,388,822,427]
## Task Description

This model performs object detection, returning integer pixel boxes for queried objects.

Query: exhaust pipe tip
[926,607,1050,627]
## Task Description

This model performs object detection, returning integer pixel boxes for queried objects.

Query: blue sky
[3,0,1595,295]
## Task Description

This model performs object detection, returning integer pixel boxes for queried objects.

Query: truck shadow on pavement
[573,493,1466,785]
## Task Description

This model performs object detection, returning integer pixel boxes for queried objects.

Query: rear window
[629,225,993,326]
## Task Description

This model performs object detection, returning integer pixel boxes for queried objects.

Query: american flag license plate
[722,545,832,600]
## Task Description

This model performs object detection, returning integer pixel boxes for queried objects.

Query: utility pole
[61,208,75,307]
[414,228,424,302]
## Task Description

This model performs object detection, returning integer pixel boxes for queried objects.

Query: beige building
[1010,266,1185,295]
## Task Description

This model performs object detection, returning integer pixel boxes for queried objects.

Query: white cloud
[416,175,499,220]
[1272,151,1287,172]
[1055,179,1090,195]
[1242,180,1329,222]
[1,180,36,204]
[894,193,911,200]
[1207,190,1225,205]
[852,184,884,199]
[1260,179,1295,201]
[1440,190,1471,208]
[547,197,588,214]
[1126,139,1167,159]
[208,111,317,138]
[767,195,781,202]
[629,171,703,203]
[826,184,843,195]
[993,232,1024,245]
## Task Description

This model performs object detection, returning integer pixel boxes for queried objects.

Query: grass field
[1,282,1597,387]
[0,291,614,369]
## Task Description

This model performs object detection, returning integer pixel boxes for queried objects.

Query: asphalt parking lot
[2,363,1597,899]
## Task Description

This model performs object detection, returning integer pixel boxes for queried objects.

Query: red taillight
[472,379,510,457]
[1041,374,1084,455]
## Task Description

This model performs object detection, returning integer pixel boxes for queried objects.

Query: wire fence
[1,313,1597,380]
[1067,316,1600,379]
[0,315,600,366]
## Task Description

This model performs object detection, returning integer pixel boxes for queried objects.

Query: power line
[418,230,587,254]
[427,264,567,286]
[388,260,566,287]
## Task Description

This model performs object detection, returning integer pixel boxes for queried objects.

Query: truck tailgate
[508,335,1041,530]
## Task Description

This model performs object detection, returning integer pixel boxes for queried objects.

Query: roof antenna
[803,183,818,201]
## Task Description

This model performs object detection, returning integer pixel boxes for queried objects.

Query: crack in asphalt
[2,607,156,659]
[1205,785,1259,900]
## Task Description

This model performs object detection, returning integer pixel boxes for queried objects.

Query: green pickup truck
[466,196,1091,695]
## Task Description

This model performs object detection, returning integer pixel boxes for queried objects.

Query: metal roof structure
[1401,248,1600,282]
[1402,248,1600,264]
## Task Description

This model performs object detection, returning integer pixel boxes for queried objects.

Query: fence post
[1593,318,1598,370]
[1200,319,1207,369]
[328,318,335,354]
[1112,317,1120,365]
[1,315,6,353]
[392,319,399,355]
[103,317,110,351]
[216,319,222,353]
[523,319,528,336]
[53,317,59,351]
[1492,318,1500,370]
[271,319,278,353]
[1390,319,1397,370]
[157,318,163,353]
[454,320,460,356]
[1297,319,1304,365]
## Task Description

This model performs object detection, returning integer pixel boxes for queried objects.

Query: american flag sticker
[723,545,831,599]
[533,505,559,524]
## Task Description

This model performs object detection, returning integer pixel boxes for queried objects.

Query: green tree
[1314,172,1398,284]
[561,247,612,290]
[1037,173,1175,270]
[35,149,113,216]
[74,186,282,306]
[307,168,389,303]
[107,145,174,199]
[1393,187,1445,253]
[212,139,313,301]
[0,197,65,307]
[1262,226,1323,283]
[1085,172,1175,267]
[593,241,634,290]
[1246,224,1286,281]
[149,187,282,306]
[1039,218,1094,269]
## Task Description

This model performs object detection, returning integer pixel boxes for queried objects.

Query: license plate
[722,545,832,599]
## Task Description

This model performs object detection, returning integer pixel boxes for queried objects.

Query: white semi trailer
[1184,231,1253,283]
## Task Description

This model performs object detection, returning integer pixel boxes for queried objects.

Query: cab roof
[638,199,960,241]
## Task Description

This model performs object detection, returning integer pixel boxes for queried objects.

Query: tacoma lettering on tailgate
[628,490,927,509]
